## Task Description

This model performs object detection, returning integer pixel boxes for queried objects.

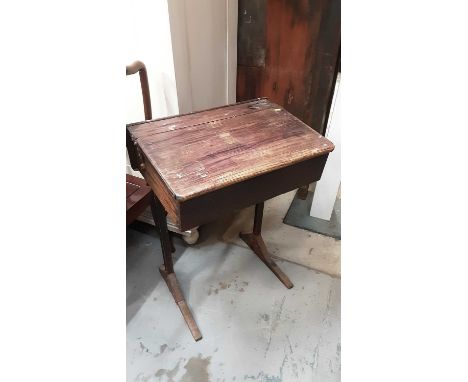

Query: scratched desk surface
[127,98,334,201]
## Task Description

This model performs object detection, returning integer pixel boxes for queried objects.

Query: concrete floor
[127,195,341,382]
[220,191,340,277]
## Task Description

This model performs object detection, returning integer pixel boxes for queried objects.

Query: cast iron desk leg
[150,195,202,341]
[240,202,294,289]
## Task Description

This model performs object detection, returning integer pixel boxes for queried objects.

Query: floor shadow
[126,226,187,324]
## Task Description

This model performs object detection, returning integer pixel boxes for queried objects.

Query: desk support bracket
[150,195,202,341]
[240,202,294,289]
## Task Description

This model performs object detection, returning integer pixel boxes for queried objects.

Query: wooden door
[237,0,340,135]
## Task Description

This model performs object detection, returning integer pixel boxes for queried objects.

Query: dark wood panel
[306,0,341,132]
[237,0,341,135]
[237,0,266,67]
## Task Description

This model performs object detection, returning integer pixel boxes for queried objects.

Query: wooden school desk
[126,98,334,341]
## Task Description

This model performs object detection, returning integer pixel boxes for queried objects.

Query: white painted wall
[125,0,179,125]
[126,0,237,177]
[167,0,238,113]
[125,0,179,177]
[310,74,341,220]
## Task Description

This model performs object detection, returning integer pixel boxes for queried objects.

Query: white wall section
[125,0,179,124]
[310,74,342,220]
[168,0,238,113]
[126,0,238,177]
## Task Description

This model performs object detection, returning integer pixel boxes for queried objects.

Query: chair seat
[126,174,152,226]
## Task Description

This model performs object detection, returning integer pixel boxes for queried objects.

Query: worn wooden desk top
[127,98,334,202]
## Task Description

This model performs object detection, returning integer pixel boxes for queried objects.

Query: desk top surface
[127,98,334,201]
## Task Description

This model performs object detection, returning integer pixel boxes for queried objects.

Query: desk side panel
[140,155,181,227]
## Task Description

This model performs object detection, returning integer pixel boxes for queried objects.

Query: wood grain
[139,153,181,227]
[127,99,334,202]
[237,0,341,135]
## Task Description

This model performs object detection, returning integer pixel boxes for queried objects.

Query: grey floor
[127,211,341,382]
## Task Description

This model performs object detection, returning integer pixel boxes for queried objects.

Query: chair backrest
[126,61,152,170]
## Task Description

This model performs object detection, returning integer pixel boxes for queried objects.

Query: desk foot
[240,202,293,289]
[240,232,294,289]
[159,266,202,341]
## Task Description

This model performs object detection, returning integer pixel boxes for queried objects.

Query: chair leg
[150,194,202,341]
[240,203,294,289]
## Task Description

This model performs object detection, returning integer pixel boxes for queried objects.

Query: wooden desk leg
[168,232,176,253]
[150,195,202,341]
[240,202,294,289]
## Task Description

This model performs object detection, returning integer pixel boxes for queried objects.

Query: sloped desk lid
[127,98,334,201]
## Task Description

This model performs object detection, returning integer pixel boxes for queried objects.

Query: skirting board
[284,190,341,239]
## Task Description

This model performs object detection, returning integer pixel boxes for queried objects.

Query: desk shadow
[126,226,184,324]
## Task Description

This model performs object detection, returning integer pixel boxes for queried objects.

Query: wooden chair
[126,61,200,339]
[126,61,202,341]
[125,60,176,254]
[125,62,198,234]
[126,174,152,226]
[126,61,154,226]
